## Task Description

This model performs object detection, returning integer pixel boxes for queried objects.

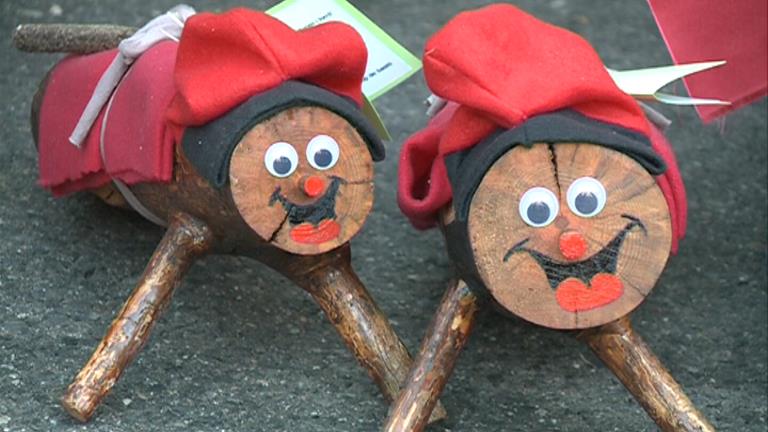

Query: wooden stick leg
[61,213,213,422]
[384,279,477,432]
[578,316,715,432]
[289,245,446,424]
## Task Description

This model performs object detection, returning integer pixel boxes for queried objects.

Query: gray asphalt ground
[1,1,766,431]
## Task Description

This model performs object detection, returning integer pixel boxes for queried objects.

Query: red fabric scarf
[38,42,177,196]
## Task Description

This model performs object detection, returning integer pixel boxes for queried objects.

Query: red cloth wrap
[37,8,368,196]
[397,4,686,252]
[38,41,177,196]
[166,8,367,134]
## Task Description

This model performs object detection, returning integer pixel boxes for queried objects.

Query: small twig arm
[21,7,443,423]
[388,5,713,432]
[14,24,135,54]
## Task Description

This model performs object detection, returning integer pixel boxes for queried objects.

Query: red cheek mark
[559,230,587,261]
[555,273,624,312]
[290,220,341,244]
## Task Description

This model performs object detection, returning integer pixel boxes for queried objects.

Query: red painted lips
[555,273,624,312]
[290,220,341,244]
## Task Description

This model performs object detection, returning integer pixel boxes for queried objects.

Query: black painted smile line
[269,176,345,227]
[503,214,646,289]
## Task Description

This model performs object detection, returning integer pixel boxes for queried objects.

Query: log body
[49,113,429,420]
[28,38,431,422]
[460,143,672,329]
[112,142,440,421]
[403,142,714,430]
[130,106,375,257]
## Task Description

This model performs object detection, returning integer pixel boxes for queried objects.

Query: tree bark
[14,24,135,54]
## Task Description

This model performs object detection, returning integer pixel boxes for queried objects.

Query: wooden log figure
[387,5,714,432]
[17,6,444,423]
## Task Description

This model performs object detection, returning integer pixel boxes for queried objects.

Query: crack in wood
[548,143,561,196]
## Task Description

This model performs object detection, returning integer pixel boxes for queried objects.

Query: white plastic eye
[306,135,340,170]
[264,142,299,178]
[567,177,607,218]
[519,187,560,227]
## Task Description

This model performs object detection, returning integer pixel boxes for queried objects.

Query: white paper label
[268,0,421,100]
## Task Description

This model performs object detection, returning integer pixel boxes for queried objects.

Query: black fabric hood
[182,80,385,188]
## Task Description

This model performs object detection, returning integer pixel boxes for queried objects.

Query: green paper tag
[267,0,420,140]
[362,95,391,141]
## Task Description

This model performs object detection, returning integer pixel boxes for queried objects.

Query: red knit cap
[166,8,368,130]
[397,4,686,252]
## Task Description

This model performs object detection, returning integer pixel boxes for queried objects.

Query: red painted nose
[559,230,587,261]
[302,175,326,198]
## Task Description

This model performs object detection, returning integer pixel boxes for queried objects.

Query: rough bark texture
[578,316,716,432]
[383,279,477,432]
[13,23,135,54]
[60,213,214,422]
[288,245,447,424]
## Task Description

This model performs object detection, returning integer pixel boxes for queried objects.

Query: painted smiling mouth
[503,214,646,312]
[269,177,345,244]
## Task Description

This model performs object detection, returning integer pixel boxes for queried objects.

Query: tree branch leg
[289,245,447,424]
[383,279,477,432]
[61,213,214,422]
[578,316,715,432]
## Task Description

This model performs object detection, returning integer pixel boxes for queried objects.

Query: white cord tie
[68,4,195,147]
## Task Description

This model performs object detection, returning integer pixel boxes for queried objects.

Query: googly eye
[519,187,559,227]
[264,142,299,178]
[306,135,340,170]
[567,177,607,218]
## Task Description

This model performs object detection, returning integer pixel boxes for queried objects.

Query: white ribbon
[68,4,196,147]
[425,94,448,118]
[607,61,729,106]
